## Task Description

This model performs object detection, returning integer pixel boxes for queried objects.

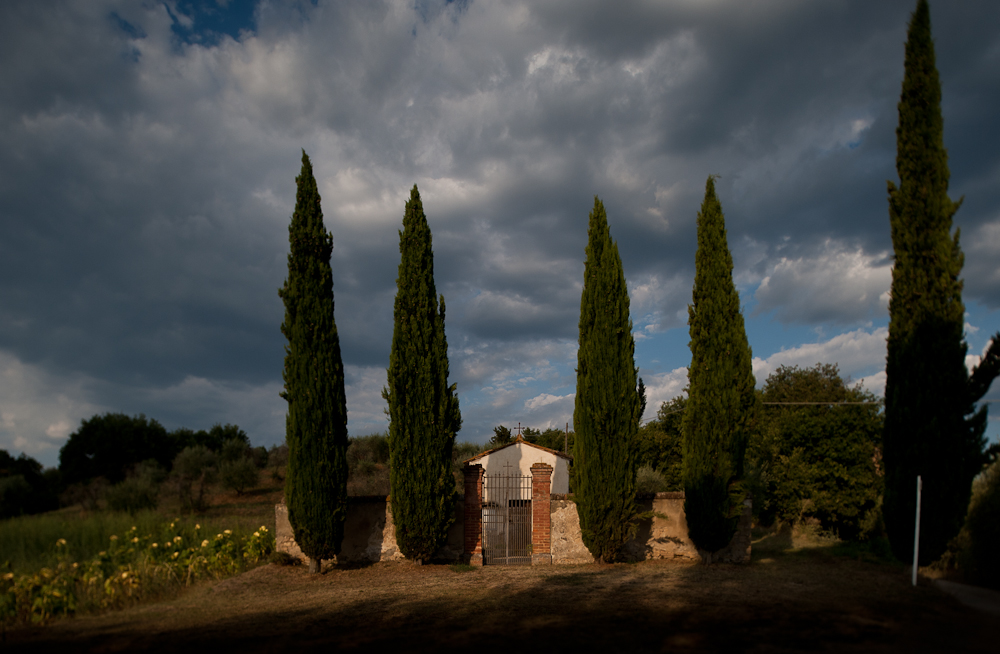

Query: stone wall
[550,492,751,564]
[275,496,464,564]
[276,492,751,565]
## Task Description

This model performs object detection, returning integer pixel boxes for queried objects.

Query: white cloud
[752,326,888,391]
[966,220,1000,302]
[524,392,572,411]
[754,241,891,324]
[344,365,389,435]
[857,370,886,397]
[0,350,105,464]
[2,0,999,462]
[629,273,693,331]
[641,367,689,421]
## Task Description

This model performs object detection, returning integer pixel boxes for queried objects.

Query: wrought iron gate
[482,471,532,565]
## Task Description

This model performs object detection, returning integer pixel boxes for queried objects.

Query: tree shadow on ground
[7,549,996,654]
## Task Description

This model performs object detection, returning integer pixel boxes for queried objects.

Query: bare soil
[5,530,997,653]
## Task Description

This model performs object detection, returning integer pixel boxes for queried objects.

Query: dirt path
[5,548,997,653]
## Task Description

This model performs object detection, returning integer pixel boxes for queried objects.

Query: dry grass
[6,525,997,653]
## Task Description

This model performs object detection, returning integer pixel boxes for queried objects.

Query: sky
[1,0,999,468]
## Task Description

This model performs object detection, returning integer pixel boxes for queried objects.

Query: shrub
[220,438,251,464]
[635,465,667,496]
[960,460,1000,589]
[346,434,390,472]
[105,477,159,514]
[0,476,32,518]
[60,477,109,512]
[268,443,289,481]
[219,458,259,496]
[635,397,685,492]
[172,446,217,512]
[250,446,269,469]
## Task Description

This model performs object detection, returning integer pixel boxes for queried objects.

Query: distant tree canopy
[172,424,250,453]
[635,396,685,493]
[488,425,513,448]
[59,413,173,486]
[0,450,58,518]
[58,413,251,487]
[522,427,573,454]
[487,426,575,454]
[749,364,883,540]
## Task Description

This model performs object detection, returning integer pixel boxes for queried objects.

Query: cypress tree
[279,151,349,573]
[382,185,461,563]
[883,0,1000,564]
[682,177,757,559]
[573,196,645,564]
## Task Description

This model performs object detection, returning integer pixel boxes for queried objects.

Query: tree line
[0,415,275,518]
[176,0,1000,584]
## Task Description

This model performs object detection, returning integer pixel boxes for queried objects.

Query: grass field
[4,524,997,653]
[2,475,283,574]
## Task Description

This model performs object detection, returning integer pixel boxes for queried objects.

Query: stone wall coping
[550,491,686,501]
[278,494,468,505]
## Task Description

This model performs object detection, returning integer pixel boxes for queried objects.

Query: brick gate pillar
[463,463,484,566]
[531,463,553,565]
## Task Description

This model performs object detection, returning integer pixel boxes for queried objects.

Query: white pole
[912,475,922,587]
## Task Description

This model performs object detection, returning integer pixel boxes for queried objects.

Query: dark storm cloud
[1,0,998,462]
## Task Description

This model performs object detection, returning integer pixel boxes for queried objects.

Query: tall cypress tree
[573,196,645,564]
[683,177,757,559]
[383,185,461,563]
[884,0,1000,565]
[279,151,349,573]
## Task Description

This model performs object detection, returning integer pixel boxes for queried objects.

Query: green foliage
[0,450,58,518]
[382,185,462,562]
[347,433,391,469]
[635,397,685,492]
[489,425,513,448]
[105,461,165,515]
[169,424,250,455]
[522,427,574,453]
[219,459,259,496]
[172,446,218,512]
[59,413,173,486]
[749,364,883,540]
[573,196,644,563]
[635,465,667,496]
[954,460,1000,589]
[0,519,273,626]
[219,437,251,464]
[451,441,484,493]
[683,177,758,554]
[105,477,159,514]
[345,434,391,497]
[883,1,1000,564]
[0,510,271,575]
[267,443,289,481]
[279,151,350,564]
